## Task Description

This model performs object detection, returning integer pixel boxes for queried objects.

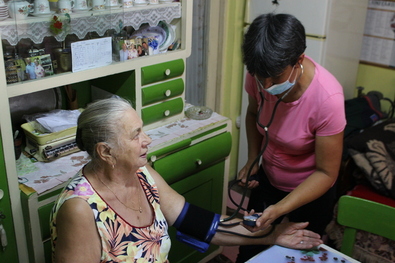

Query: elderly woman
[50,97,322,262]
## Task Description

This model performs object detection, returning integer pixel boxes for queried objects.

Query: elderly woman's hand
[272,222,323,249]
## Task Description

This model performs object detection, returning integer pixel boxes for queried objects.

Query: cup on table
[58,0,74,13]
[105,0,118,8]
[34,0,50,14]
[91,0,105,10]
[74,0,88,10]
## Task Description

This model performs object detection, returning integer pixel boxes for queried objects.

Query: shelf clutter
[2,2,181,84]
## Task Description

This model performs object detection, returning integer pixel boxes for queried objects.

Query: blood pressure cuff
[173,202,221,253]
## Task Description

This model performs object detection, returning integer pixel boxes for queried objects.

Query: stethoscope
[220,64,304,224]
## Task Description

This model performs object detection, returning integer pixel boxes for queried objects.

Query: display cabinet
[0,1,194,262]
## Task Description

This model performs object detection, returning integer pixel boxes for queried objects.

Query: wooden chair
[337,195,395,257]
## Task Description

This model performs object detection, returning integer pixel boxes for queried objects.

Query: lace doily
[1,4,181,45]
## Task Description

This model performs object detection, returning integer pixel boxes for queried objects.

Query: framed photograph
[133,37,149,57]
[24,54,54,80]
[119,38,146,61]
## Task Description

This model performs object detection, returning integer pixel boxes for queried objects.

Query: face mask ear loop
[280,63,304,101]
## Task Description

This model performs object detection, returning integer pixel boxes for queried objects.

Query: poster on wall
[360,0,395,68]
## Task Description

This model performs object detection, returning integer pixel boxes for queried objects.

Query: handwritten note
[71,37,113,73]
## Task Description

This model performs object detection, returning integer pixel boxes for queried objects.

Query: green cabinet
[0,136,18,262]
[20,184,65,263]
[151,131,232,263]
[153,132,232,184]
[168,162,226,263]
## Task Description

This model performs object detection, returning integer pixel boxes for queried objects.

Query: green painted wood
[147,139,192,160]
[38,187,64,202]
[152,132,232,185]
[337,195,395,256]
[141,97,184,125]
[189,124,228,141]
[167,162,225,263]
[0,135,19,262]
[43,240,51,263]
[20,190,35,263]
[90,71,137,105]
[141,59,184,86]
[142,78,184,106]
[38,202,55,240]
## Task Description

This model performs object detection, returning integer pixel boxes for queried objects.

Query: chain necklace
[96,172,143,213]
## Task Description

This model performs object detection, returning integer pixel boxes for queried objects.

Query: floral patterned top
[50,166,171,263]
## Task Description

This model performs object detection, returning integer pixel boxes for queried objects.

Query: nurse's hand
[253,204,280,230]
[237,162,260,189]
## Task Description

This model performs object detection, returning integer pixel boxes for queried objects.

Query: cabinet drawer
[142,78,184,106]
[38,202,55,240]
[152,132,232,184]
[141,97,184,125]
[141,59,184,85]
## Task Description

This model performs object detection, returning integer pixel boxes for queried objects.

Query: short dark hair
[242,13,306,78]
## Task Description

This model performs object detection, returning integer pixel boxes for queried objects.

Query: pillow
[346,118,395,199]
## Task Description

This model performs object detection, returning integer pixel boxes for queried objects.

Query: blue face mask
[264,66,296,95]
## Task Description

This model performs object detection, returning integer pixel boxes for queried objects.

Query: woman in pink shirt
[237,13,346,262]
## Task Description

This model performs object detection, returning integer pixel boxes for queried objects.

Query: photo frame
[119,39,138,61]
[24,54,54,80]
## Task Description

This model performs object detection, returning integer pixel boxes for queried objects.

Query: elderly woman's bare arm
[54,198,102,263]
[147,165,323,250]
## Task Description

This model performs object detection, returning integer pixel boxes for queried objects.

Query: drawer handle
[164,89,171,97]
[164,110,170,116]
[150,155,157,162]
[165,69,171,76]
[196,159,202,166]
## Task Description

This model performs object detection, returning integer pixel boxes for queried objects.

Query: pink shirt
[245,56,346,191]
